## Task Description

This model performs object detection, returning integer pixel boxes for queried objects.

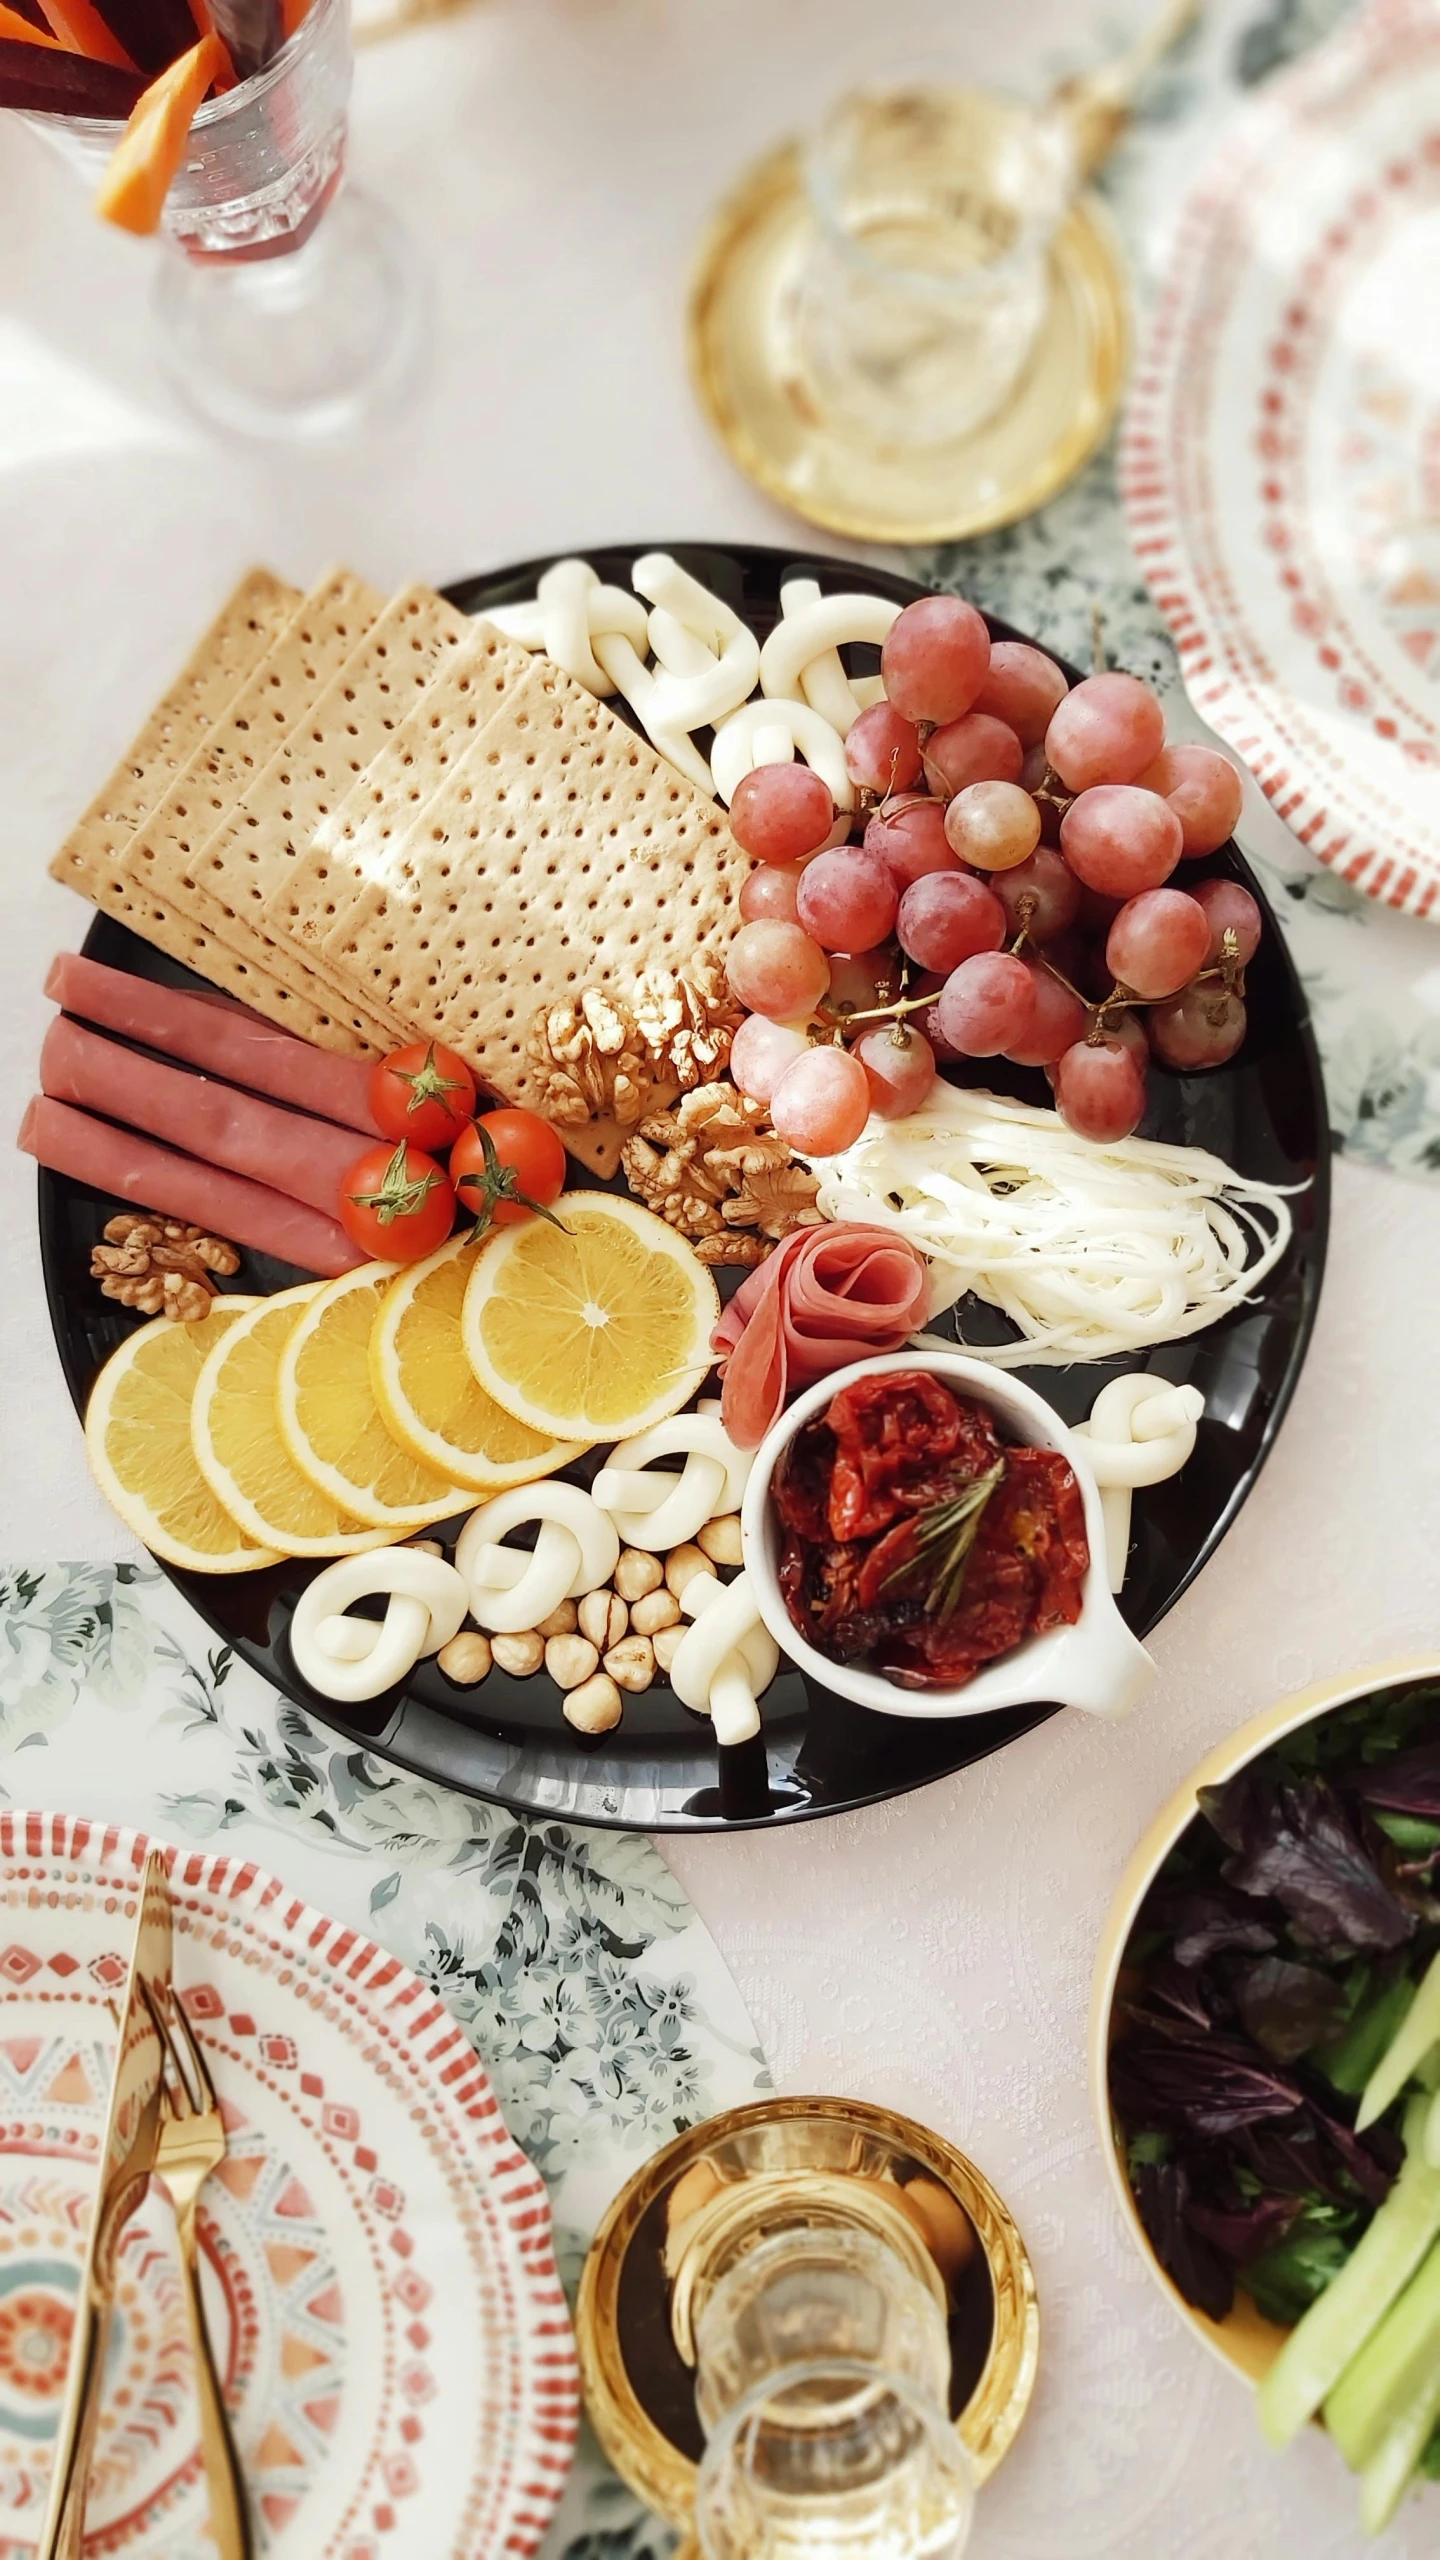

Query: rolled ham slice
[45,953,383,1138]
[41,1016,363,1221]
[713,1223,931,1448]
[18,1097,363,1278]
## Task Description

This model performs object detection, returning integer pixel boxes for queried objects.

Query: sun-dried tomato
[779,1372,1087,1693]
[826,1369,999,1539]
[773,1418,836,1544]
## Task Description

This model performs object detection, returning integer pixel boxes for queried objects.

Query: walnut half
[621,1084,821,1266]
[91,1214,240,1321]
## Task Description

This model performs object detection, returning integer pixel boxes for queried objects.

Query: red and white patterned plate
[0,1814,578,2560]
[1124,0,1440,919]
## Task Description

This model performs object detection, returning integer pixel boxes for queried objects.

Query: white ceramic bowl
[738,1351,1154,1722]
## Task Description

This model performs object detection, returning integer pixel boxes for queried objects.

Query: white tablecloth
[3,1,1439,2551]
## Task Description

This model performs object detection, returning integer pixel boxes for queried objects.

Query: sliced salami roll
[40,1016,364,1222]
[18,1097,364,1278]
[45,953,384,1138]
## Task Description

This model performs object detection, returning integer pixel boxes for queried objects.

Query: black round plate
[38,544,1329,1831]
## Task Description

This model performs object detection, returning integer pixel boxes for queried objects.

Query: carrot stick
[94,29,224,233]
[36,0,135,67]
[0,0,64,38]
[279,0,305,37]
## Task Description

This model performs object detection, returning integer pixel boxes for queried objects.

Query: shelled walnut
[91,1214,240,1322]
[620,1083,821,1266]
[527,961,744,1133]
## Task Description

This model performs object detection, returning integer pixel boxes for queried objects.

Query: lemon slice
[85,1298,285,1574]
[370,1235,584,1493]
[275,1263,469,1530]
[460,1192,719,1441]
[192,1284,393,1558]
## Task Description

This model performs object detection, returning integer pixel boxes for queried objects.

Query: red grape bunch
[723,593,1256,1154]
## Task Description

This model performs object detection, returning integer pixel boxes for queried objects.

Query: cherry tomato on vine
[450,1109,567,1237]
[339,1140,456,1263]
[368,1040,477,1152]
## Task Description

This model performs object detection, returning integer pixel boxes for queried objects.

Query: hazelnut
[492,1630,544,1677]
[665,1543,709,1599]
[698,1514,743,1568]
[535,1598,579,1638]
[564,1671,623,1734]
[437,1630,491,1685]
[615,1548,664,1602]
[545,1633,601,1691]
[579,1588,628,1651]
[631,1587,681,1636]
[652,1623,687,1673]
[605,1634,655,1692]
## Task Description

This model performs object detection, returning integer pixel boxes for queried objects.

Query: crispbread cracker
[49,567,299,904]
[76,867,386,1054]
[187,584,472,962]
[277,618,534,961]
[109,568,384,938]
[305,656,747,1174]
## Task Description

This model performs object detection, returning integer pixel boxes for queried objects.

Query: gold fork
[147,1987,253,2560]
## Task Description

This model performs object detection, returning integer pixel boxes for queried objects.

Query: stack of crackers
[52,564,748,1173]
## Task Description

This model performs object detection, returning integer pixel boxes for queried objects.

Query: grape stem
[1004,922,1248,1044]
[837,992,937,1028]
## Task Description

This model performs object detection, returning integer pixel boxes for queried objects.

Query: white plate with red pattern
[0,1814,577,2560]
[1123,0,1440,920]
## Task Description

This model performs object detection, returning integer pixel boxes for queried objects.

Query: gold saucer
[575,2094,1039,2531]
[687,140,1129,546]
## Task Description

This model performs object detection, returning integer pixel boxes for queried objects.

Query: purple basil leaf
[1235,1957,1349,2063]
[1207,1774,1414,1957]
[1109,2030,1306,2138]
[1140,1875,1279,1968]
[1231,2117,1347,2202]
[1125,1959,1220,2034]
[1358,1742,1440,1822]
[1307,2096,1402,2209]
[1199,1767,1271,1856]
[1132,2160,1235,2322]
[1185,2187,1304,2267]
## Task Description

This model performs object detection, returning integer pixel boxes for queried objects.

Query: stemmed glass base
[153,182,429,441]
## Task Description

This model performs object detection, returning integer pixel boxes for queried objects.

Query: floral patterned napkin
[0,1559,769,2558]
[912,0,1440,1179]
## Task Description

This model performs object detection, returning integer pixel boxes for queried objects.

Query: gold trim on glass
[686,141,1128,547]
[1089,1653,1440,2385]
[576,2093,1039,2528]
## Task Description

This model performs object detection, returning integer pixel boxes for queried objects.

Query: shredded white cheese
[811,1084,1298,1366]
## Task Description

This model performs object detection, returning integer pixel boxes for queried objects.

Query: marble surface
[3,0,1440,2551]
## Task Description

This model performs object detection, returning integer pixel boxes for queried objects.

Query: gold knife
[37,1850,172,2560]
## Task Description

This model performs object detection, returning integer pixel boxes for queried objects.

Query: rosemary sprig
[884,1459,1006,1622]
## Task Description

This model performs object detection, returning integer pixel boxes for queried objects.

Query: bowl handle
[1051,1598,1155,1719]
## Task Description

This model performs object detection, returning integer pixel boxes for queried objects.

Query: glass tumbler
[795,84,1076,452]
[28,0,426,441]
[692,2225,975,2560]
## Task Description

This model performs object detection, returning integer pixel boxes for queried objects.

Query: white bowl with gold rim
[739,1350,1154,1722]
[1088,1653,1440,2383]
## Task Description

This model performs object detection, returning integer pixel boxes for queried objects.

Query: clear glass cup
[26,0,427,440]
[692,2227,975,2560]
[795,84,1076,453]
